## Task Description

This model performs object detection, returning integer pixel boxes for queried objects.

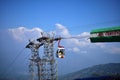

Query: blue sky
[0,0,120,79]
[1,0,120,30]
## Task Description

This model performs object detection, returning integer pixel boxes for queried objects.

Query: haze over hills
[1,63,120,80]
[59,63,120,80]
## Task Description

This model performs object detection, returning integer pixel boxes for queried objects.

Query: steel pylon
[26,33,58,80]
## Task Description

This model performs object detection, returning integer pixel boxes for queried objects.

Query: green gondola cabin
[90,26,120,42]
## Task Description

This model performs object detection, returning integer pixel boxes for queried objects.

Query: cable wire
[1,47,25,79]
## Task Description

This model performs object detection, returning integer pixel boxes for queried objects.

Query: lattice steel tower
[26,33,58,80]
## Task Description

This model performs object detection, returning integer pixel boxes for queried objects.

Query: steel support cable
[2,48,25,78]
[22,53,31,63]
[4,50,31,79]
[61,35,90,39]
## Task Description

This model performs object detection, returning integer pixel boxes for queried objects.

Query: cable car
[56,40,65,58]
[56,47,65,58]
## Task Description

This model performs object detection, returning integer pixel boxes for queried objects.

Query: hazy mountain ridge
[1,63,120,80]
[60,63,120,80]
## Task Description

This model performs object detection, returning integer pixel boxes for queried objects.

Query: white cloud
[78,32,90,38]
[8,24,120,54]
[81,51,87,54]
[111,47,120,54]
[55,23,120,54]
[103,44,120,54]
[55,23,91,53]
[73,47,80,52]
[8,27,43,41]
[55,23,71,37]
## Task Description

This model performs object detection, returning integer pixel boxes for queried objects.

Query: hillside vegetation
[60,63,120,80]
